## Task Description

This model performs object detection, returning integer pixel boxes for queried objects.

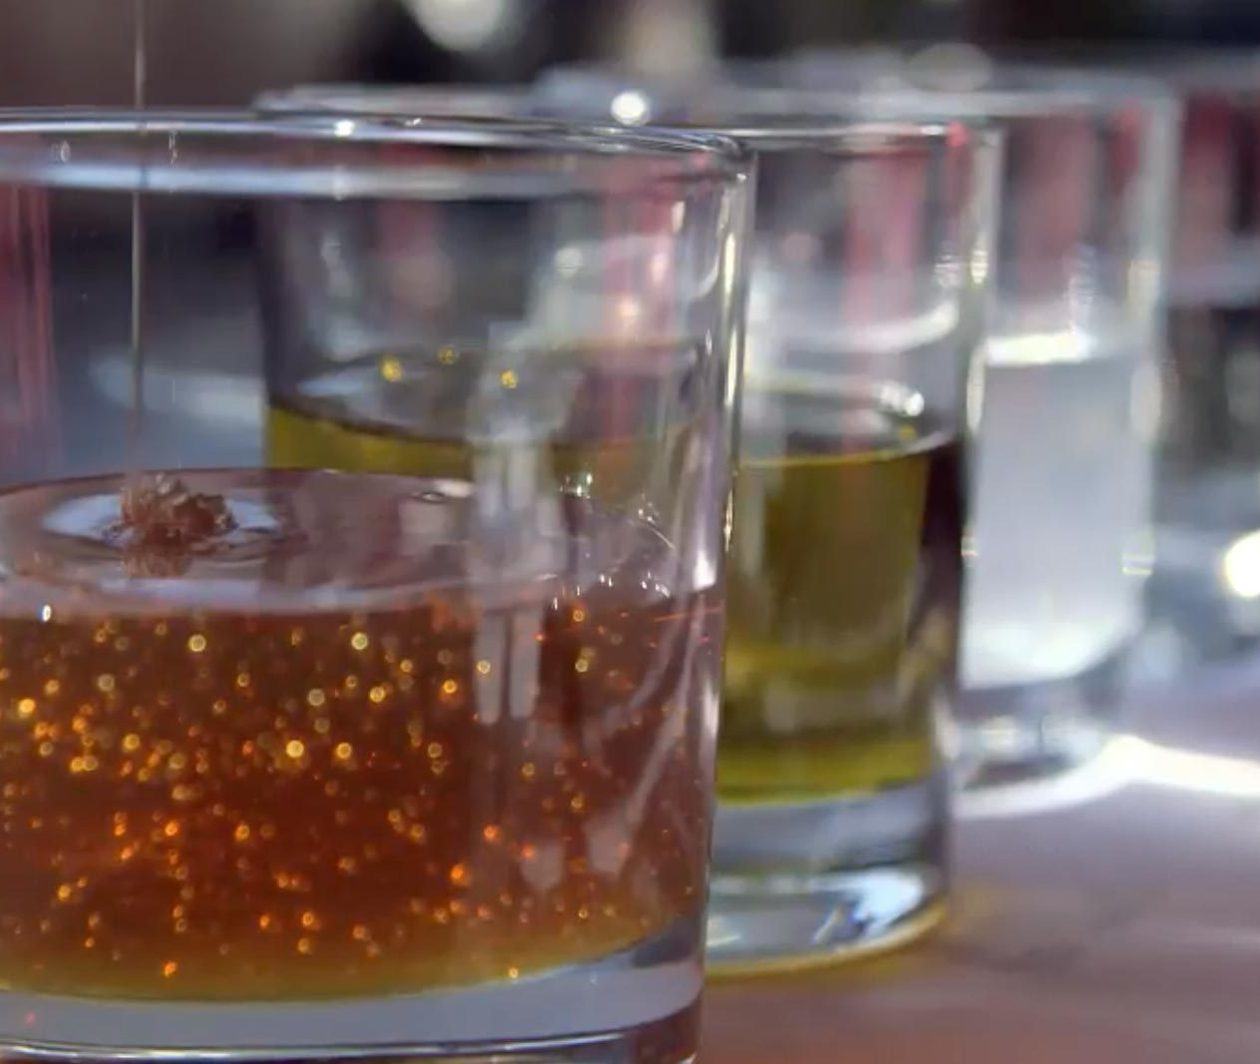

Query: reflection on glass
[0,114,748,1064]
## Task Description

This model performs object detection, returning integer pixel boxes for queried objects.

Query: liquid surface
[265,357,957,807]
[0,469,717,1000]
[267,345,700,507]
[720,383,962,803]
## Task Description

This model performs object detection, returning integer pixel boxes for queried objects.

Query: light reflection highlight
[1221,529,1260,600]
[960,735,1260,820]
[405,0,519,53]
[611,91,651,127]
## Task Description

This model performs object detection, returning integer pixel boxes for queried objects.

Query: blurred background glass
[264,79,995,974]
[529,58,1178,787]
[1089,53,1260,678]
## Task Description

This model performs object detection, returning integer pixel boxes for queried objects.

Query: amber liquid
[0,469,716,1000]
[720,385,962,803]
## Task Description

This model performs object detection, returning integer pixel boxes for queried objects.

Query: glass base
[2,1016,697,1063]
[706,867,945,975]
[706,775,948,972]
[955,648,1127,790]
[0,924,701,1062]
[1,1002,696,1064]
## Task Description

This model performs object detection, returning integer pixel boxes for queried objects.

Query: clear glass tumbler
[707,123,987,971]
[781,54,1180,783]
[531,75,995,970]
[1140,54,1260,664]
[0,112,750,1062]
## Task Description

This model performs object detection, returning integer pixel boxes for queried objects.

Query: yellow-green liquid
[265,354,961,812]
[720,387,962,804]
[266,346,695,508]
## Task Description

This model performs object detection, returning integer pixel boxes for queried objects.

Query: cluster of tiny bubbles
[0,483,712,998]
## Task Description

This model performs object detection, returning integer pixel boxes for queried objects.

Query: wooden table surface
[700,661,1260,1062]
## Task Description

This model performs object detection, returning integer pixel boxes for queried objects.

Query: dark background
[2,0,1258,109]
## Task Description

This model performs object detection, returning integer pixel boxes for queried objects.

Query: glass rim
[1008,46,1260,95]
[256,84,536,116]
[727,81,1174,125]
[260,85,980,155]
[538,60,1176,126]
[0,107,753,170]
[785,50,1179,112]
[0,107,753,200]
[682,117,982,153]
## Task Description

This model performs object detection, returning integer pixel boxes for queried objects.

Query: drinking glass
[0,111,749,1063]
[1138,54,1260,664]
[775,54,1179,783]
[528,75,995,970]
